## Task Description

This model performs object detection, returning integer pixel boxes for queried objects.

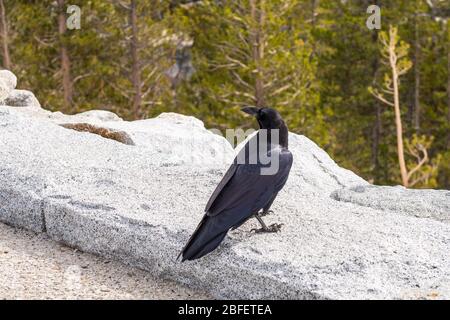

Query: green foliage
[0,0,449,189]
[172,0,328,145]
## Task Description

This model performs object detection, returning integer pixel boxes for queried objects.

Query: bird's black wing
[205,133,267,213]
[207,147,293,217]
[180,146,293,261]
[204,161,237,214]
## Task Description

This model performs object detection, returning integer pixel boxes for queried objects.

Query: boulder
[3,89,41,108]
[0,70,17,102]
[331,184,450,222]
[0,105,449,299]
[68,109,123,122]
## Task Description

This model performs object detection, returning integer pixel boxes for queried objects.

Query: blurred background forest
[1,0,449,189]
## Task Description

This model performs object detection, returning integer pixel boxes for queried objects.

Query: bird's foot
[259,209,274,217]
[251,223,283,234]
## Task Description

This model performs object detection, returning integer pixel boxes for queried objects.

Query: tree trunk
[309,0,318,60]
[447,25,450,151]
[446,28,450,189]
[311,0,318,26]
[0,0,11,69]
[370,17,381,181]
[413,12,421,131]
[129,0,142,119]
[58,0,73,112]
[372,99,382,181]
[250,0,265,108]
[390,44,409,187]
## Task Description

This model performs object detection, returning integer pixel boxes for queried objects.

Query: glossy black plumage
[179,107,293,261]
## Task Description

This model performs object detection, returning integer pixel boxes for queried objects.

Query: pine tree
[109,0,175,119]
[173,0,326,145]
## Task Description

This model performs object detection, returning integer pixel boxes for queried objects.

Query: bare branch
[209,62,238,71]
[269,83,292,97]
[407,144,429,180]
[107,81,131,99]
[115,0,131,11]
[72,73,94,85]
[237,32,250,48]
[216,42,250,59]
[381,87,394,95]
[142,73,163,98]
[231,71,252,90]
[141,67,158,87]
[409,171,432,187]
[370,89,395,107]
[225,55,249,69]
[34,35,55,47]
[142,100,163,106]
[235,91,256,101]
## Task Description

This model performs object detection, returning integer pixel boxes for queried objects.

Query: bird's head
[241,106,285,130]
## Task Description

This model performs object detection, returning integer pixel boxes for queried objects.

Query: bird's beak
[241,106,259,116]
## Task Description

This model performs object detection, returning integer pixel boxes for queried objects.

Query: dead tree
[370,26,415,187]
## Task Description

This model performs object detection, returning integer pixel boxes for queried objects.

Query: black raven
[179,107,293,261]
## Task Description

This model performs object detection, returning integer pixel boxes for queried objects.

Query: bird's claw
[251,223,283,234]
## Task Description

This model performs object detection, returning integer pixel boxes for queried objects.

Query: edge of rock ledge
[42,197,324,299]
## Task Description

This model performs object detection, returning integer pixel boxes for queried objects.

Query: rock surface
[0,222,209,299]
[0,71,449,299]
[3,89,41,108]
[0,70,17,102]
[331,185,450,223]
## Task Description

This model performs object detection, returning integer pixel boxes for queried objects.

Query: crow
[179,106,293,261]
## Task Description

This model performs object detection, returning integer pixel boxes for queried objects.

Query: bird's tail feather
[179,216,228,262]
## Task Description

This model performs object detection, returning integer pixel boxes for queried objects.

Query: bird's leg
[250,192,282,233]
[251,214,283,233]
[259,192,278,217]
[259,209,274,217]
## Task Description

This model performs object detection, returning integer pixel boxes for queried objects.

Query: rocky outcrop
[331,185,450,223]
[0,71,449,299]
[0,70,17,102]
[3,90,41,108]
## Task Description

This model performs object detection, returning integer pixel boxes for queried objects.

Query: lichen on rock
[60,123,135,146]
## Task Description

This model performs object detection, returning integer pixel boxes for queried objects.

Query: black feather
[180,107,293,261]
